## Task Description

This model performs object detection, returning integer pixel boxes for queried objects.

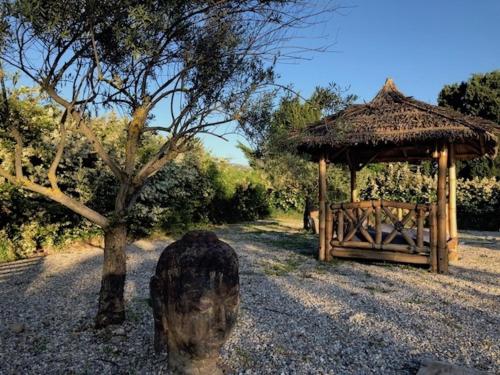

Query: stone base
[169,351,222,375]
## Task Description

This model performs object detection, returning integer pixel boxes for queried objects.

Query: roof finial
[383,77,398,91]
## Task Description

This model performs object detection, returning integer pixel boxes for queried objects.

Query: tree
[0,87,171,258]
[0,1,338,327]
[238,84,356,209]
[438,70,500,178]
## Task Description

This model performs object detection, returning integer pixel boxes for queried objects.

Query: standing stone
[150,231,239,375]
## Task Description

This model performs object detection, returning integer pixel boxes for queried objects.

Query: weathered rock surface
[150,231,239,375]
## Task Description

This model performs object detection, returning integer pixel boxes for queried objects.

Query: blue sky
[202,0,500,165]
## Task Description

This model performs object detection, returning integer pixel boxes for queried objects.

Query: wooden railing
[328,200,438,270]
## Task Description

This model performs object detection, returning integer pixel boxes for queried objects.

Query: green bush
[269,186,303,212]
[0,89,275,262]
[456,177,500,214]
[128,155,272,234]
[361,163,500,230]
[361,163,436,203]
[456,177,500,230]
[228,183,271,222]
[1,145,274,262]
[128,157,216,236]
[0,230,15,263]
[0,181,92,260]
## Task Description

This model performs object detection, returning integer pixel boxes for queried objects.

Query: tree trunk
[95,223,127,328]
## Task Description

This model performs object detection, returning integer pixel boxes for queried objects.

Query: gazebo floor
[330,247,430,265]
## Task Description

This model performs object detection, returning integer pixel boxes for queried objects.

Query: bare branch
[124,102,150,176]
[0,166,109,228]
[134,136,179,184]
[141,126,172,133]
[43,85,126,181]
[47,110,68,190]
[10,127,24,179]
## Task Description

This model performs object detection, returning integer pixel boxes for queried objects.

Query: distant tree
[240,83,356,155]
[438,70,500,178]
[0,1,339,327]
[238,84,356,209]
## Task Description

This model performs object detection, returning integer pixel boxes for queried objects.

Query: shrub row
[0,152,271,262]
[361,164,500,230]
[127,155,271,237]
[2,160,498,262]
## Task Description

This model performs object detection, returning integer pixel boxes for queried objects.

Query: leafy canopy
[438,70,500,179]
[0,0,337,226]
[238,84,357,209]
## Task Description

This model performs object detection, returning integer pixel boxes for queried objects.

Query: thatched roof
[296,78,499,165]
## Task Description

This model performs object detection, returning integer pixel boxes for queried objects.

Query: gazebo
[296,78,498,273]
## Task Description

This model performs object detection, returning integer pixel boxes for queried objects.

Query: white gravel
[0,221,498,374]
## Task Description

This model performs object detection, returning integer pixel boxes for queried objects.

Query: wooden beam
[448,143,459,260]
[337,209,344,243]
[437,144,449,273]
[331,240,428,254]
[357,152,379,169]
[331,248,430,265]
[479,134,486,155]
[430,204,438,273]
[325,207,333,262]
[318,154,327,261]
[416,208,424,249]
[327,146,348,163]
[375,204,382,245]
[350,167,358,202]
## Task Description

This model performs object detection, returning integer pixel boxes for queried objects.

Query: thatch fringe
[295,78,499,161]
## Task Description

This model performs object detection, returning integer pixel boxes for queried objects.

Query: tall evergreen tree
[438,70,500,178]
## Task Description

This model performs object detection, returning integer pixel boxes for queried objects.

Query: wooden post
[446,203,450,240]
[448,143,459,261]
[437,144,449,273]
[337,209,344,243]
[375,202,382,245]
[350,167,358,202]
[430,204,438,273]
[325,207,333,261]
[318,155,327,261]
[416,208,424,249]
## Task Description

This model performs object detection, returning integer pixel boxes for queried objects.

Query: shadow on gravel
[244,229,317,256]
[2,223,496,374]
[0,251,103,372]
[0,251,103,325]
[0,256,44,285]
[219,224,498,374]
[0,242,167,374]
[460,241,500,251]
[230,263,422,373]
[218,223,318,257]
[449,264,500,287]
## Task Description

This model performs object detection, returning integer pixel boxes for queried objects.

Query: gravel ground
[0,220,498,374]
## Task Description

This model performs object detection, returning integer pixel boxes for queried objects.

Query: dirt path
[0,220,498,374]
